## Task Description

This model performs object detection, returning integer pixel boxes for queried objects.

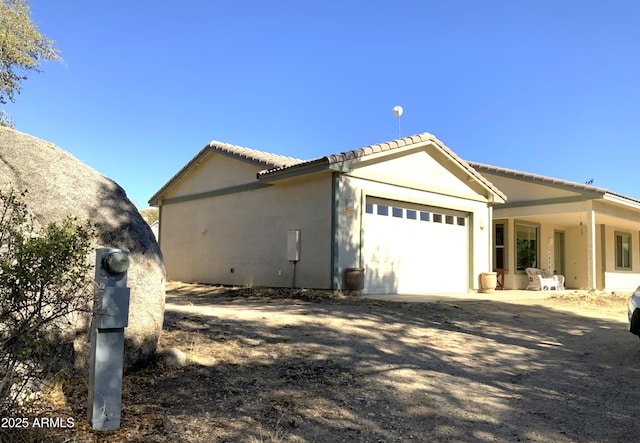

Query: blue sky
[5,1,640,208]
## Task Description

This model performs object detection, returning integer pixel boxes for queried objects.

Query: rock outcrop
[0,126,165,368]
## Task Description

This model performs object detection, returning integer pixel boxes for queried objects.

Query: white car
[629,288,640,337]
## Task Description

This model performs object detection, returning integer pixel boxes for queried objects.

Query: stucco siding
[562,226,587,289]
[335,171,492,293]
[604,272,640,291]
[160,172,333,288]
[600,224,640,291]
[163,153,263,200]
[353,150,482,198]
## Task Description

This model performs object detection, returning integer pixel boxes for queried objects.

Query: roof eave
[420,141,507,204]
[149,141,304,206]
[603,192,640,210]
[257,158,330,182]
[468,161,609,198]
[148,144,213,206]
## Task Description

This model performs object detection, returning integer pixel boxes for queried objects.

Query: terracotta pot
[480,272,497,293]
[344,268,365,292]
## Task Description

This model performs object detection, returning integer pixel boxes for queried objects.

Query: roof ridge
[323,133,437,162]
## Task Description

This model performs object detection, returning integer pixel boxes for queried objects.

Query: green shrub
[0,190,95,414]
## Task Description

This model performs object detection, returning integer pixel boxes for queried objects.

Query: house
[149,220,159,240]
[469,162,640,291]
[149,134,506,294]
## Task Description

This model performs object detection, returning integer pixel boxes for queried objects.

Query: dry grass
[548,289,631,309]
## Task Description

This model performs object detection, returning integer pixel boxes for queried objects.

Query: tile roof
[148,140,304,205]
[150,134,506,205]
[210,140,303,169]
[468,161,640,205]
[258,133,506,201]
[467,161,609,194]
[258,133,436,176]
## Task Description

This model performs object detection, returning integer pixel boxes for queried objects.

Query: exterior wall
[600,224,640,291]
[564,225,588,289]
[157,149,499,293]
[150,221,159,240]
[498,219,640,291]
[163,152,263,199]
[360,152,480,196]
[596,226,603,290]
[334,151,494,293]
[160,171,333,288]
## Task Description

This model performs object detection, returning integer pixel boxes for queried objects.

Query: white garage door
[363,198,469,294]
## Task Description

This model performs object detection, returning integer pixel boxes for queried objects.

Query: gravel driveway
[145,285,640,442]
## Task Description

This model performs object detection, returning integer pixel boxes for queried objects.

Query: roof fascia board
[444,158,506,205]
[257,159,329,183]
[498,195,600,209]
[494,199,590,219]
[328,161,354,173]
[159,181,271,205]
[602,193,640,211]
[472,164,607,197]
[425,143,506,204]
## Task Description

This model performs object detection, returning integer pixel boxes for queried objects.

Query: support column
[586,205,597,290]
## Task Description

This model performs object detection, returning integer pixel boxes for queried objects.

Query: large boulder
[0,126,165,368]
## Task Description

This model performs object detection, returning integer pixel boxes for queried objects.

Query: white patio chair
[525,267,562,291]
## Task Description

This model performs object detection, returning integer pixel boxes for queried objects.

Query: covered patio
[469,162,640,292]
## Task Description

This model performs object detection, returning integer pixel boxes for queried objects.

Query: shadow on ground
[43,285,640,442]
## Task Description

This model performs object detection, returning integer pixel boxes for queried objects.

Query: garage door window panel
[377,205,389,216]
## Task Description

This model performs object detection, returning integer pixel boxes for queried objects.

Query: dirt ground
[6,283,640,442]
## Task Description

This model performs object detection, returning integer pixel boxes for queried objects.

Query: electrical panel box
[287,229,300,262]
[96,287,130,329]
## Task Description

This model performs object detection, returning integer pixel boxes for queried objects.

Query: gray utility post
[88,248,131,431]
